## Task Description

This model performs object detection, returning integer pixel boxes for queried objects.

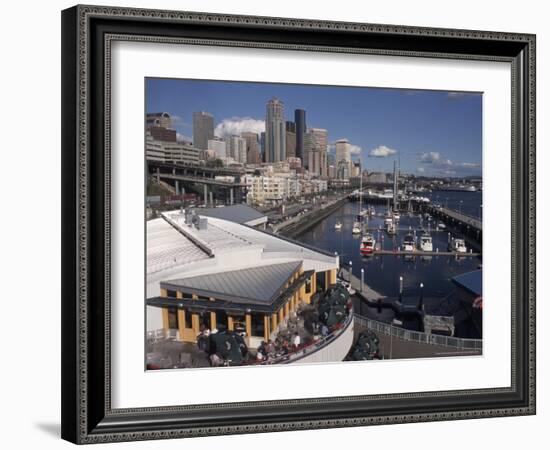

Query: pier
[372,249,480,257]
[276,195,349,238]
[338,267,482,358]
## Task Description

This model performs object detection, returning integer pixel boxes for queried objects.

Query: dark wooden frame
[61,4,536,444]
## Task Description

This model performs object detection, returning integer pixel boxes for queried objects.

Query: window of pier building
[251,313,266,338]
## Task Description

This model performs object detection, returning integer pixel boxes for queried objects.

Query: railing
[259,310,355,365]
[436,206,482,230]
[354,314,482,351]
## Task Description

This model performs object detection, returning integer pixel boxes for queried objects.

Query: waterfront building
[265,98,286,163]
[192,204,268,229]
[192,111,214,151]
[328,165,336,179]
[285,121,297,159]
[244,174,291,204]
[146,211,346,352]
[241,132,261,165]
[207,137,227,159]
[367,172,388,183]
[295,109,306,164]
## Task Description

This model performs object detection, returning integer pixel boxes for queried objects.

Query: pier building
[146,209,344,352]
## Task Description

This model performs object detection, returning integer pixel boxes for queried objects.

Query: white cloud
[419,151,440,163]
[439,169,457,176]
[368,145,397,158]
[171,115,191,129]
[349,144,362,155]
[417,167,425,173]
[214,117,265,138]
[456,162,480,168]
[176,133,192,143]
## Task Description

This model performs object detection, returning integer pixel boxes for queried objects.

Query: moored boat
[334,221,342,230]
[403,234,416,252]
[449,237,467,253]
[360,233,376,255]
[419,233,433,252]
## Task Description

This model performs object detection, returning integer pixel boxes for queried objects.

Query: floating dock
[372,250,480,257]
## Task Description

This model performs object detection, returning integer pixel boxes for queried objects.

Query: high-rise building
[260,132,266,163]
[146,112,177,142]
[304,131,319,176]
[309,128,328,177]
[241,132,261,165]
[335,139,352,174]
[192,111,214,150]
[207,138,226,159]
[285,121,296,160]
[225,135,248,163]
[146,112,172,129]
[336,159,350,180]
[295,109,306,165]
[265,98,286,163]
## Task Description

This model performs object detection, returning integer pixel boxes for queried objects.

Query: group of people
[255,332,303,362]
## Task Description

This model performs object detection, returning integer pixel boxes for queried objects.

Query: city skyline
[146,78,483,177]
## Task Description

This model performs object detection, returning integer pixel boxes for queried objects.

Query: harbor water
[296,198,482,304]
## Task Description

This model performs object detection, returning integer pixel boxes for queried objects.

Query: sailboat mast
[393,160,398,212]
[359,160,363,215]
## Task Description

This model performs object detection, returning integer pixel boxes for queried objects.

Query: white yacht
[352,222,362,234]
[360,233,376,255]
[403,234,416,252]
[419,233,433,252]
[449,237,467,253]
[334,221,342,231]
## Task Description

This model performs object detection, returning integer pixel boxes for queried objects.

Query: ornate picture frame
[61,5,536,444]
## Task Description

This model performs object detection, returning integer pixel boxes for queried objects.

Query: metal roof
[451,270,482,297]
[161,261,302,305]
[146,218,210,275]
[193,204,267,225]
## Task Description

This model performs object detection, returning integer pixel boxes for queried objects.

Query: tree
[206,158,224,168]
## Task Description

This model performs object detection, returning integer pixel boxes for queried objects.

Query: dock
[372,249,480,257]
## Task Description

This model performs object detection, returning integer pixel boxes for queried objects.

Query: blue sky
[146,78,482,177]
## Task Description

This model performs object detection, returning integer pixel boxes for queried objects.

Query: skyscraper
[265,98,286,163]
[295,109,306,165]
[260,132,266,162]
[192,111,214,150]
[285,121,296,159]
[241,132,261,164]
[309,128,328,177]
[225,135,248,163]
[305,132,319,176]
[335,139,352,174]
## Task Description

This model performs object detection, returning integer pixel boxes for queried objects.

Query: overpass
[148,160,248,205]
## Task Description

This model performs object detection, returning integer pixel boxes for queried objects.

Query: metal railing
[354,314,482,351]
[259,310,355,365]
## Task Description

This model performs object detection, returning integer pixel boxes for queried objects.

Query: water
[296,200,481,301]
[428,190,482,218]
